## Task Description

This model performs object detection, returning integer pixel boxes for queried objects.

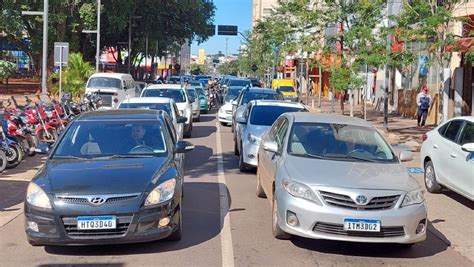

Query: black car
[24,110,194,246]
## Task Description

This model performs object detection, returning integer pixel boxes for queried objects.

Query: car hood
[247,125,271,138]
[175,102,190,111]
[284,155,418,191]
[45,157,167,194]
[220,103,232,112]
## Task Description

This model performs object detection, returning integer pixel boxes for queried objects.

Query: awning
[445,37,474,53]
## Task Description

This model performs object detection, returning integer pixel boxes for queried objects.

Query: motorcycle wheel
[39,129,58,143]
[6,144,23,169]
[0,150,6,173]
[25,134,39,157]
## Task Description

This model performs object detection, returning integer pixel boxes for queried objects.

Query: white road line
[215,122,235,267]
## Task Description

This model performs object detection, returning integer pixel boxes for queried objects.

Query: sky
[191,0,252,56]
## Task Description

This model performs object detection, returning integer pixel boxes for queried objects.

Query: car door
[448,121,474,199]
[173,103,184,140]
[259,118,287,198]
[434,120,464,185]
[164,115,182,172]
[237,103,252,152]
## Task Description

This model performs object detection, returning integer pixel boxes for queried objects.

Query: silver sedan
[257,113,427,245]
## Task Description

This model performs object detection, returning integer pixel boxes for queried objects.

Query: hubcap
[6,147,17,161]
[425,165,434,188]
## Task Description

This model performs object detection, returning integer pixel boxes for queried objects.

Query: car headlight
[401,189,425,207]
[247,134,261,145]
[26,182,52,210]
[144,179,176,207]
[282,179,321,205]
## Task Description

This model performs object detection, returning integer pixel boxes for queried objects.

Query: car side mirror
[399,150,414,162]
[35,143,51,155]
[262,140,279,154]
[177,116,187,124]
[236,116,247,124]
[175,140,194,153]
[461,143,474,153]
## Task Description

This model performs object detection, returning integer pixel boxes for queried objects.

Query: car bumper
[200,104,208,111]
[192,108,200,119]
[275,189,427,244]
[242,141,259,167]
[24,202,180,246]
[217,112,233,124]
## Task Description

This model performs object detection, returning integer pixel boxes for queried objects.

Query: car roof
[145,84,183,90]
[289,113,373,127]
[244,88,278,94]
[77,109,164,121]
[118,97,173,104]
[89,73,133,79]
[445,116,474,123]
[229,78,250,81]
[251,100,306,108]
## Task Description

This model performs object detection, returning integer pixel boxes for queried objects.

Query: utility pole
[225,37,229,58]
[128,9,132,74]
[382,1,392,130]
[96,0,101,72]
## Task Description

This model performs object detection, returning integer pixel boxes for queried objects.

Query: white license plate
[344,219,380,232]
[77,216,116,230]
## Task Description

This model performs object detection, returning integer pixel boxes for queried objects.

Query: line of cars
[219,85,431,246]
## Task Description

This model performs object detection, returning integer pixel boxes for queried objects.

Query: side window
[269,118,284,141]
[164,116,176,144]
[275,119,289,149]
[243,104,252,120]
[173,104,180,118]
[443,120,464,142]
[459,122,474,145]
[438,123,449,135]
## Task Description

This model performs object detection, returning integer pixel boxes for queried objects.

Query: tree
[218,60,240,76]
[50,53,94,98]
[0,60,16,91]
[190,63,209,75]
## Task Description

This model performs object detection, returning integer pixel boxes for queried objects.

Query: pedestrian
[416,85,431,127]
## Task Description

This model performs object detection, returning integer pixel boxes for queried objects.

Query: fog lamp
[286,211,299,227]
[159,217,170,227]
[416,219,426,234]
[27,221,39,232]
[247,154,255,159]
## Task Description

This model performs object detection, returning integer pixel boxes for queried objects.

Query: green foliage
[190,63,209,75]
[50,53,94,98]
[0,60,16,82]
[217,60,240,76]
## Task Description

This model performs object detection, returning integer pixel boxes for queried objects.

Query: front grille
[319,191,399,210]
[55,193,140,205]
[225,110,232,114]
[62,215,132,238]
[313,222,405,238]
[98,94,113,106]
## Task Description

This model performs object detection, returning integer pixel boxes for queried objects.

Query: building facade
[252,0,279,27]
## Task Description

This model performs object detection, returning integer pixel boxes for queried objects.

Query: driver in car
[132,125,148,146]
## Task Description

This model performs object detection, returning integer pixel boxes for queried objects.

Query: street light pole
[128,10,132,74]
[96,0,101,72]
[41,0,48,95]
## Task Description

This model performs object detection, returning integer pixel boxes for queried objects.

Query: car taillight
[421,133,427,142]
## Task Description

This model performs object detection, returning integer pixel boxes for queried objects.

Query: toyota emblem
[89,197,106,205]
[355,195,368,205]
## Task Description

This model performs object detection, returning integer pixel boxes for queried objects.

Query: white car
[141,84,193,138]
[234,100,308,171]
[218,86,244,126]
[186,88,201,122]
[118,97,186,141]
[85,73,136,109]
[420,116,474,200]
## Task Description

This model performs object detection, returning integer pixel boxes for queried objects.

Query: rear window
[250,106,306,126]
[143,89,186,103]
[229,80,251,87]
[87,77,121,89]
[242,92,283,105]
[118,103,172,116]
[278,86,295,92]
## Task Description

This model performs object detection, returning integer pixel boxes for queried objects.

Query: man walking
[416,85,431,127]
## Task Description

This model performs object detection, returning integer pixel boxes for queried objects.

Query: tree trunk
[340,92,345,115]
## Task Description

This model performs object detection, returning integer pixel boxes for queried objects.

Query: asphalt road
[0,113,472,267]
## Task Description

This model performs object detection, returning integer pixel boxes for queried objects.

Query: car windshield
[118,103,172,116]
[54,120,168,158]
[225,89,242,102]
[279,86,295,92]
[229,80,251,87]
[250,106,306,126]
[187,89,197,98]
[190,82,202,87]
[288,123,396,162]
[143,89,186,103]
[87,77,121,89]
[242,92,283,105]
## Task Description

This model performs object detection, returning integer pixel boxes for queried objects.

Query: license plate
[344,219,380,232]
[77,216,116,230]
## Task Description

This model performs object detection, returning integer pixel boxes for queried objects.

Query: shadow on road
[0,155,46,178]
[0,180,28,211]
[43,182,230,256]
[190,125,217,138]
[291,220,450,259]
[38,264,124,267]
[183,145,215,179]
[197,113,216,123]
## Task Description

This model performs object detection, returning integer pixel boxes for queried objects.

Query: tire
[39,129,57,143]
[184,122,192,138]
[256,166,266,198]
[5,144,23,169]
[239,143,249,172]
[0,150,7,173]
[196,115,200,122]
[165,208,182,241]
[424,160,442,193]
[231,123,234,133]
[272,197,291,240]
[234,141,240,156]
[220,122,226,126]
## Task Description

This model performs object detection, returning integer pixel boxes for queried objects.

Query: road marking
[215,121,235,267]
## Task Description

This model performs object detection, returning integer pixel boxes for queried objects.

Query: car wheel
[231,123,234,133]
[220,122,226,126]
[165,207,182,241]
[272,197,291,240]
[239,144,248,172]
[256,166,266,198]
[424,160,442,193]
[184,123,192,138]
[234,140,240,156]
[196,115,200,122]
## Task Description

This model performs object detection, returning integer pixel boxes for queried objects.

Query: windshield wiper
[345,154,379,163]
[91,154,154,159]
[53,155,87,160]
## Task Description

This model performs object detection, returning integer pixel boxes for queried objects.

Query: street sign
[218,25,238,36]
[54,42,69,67]
[251,64,258,72]
[206,25,216,36]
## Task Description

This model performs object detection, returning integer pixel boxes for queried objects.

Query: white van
[85,73,137,108]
